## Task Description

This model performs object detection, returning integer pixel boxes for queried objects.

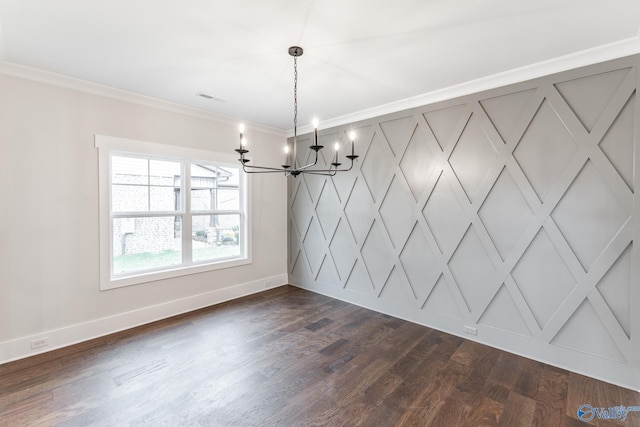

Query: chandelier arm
[292,149,320,172]
[296,158,357,175]
[294,160,319,171]
[242,169,288,173]
[299,170,338,176]
[241,164,291,172]
[244,169,288,175]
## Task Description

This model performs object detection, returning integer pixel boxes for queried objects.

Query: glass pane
[191,163,218,214]
[112,216,182,275]
[150,186,179,211]
[190,163,239,212]
[218,166,240,187]
[191,163,218,181]
[111,156,148,185]
[112,185,148,212]
[149,159,181,186]
[111,155,182,213]
[192,214,240,263]
[217,188,239,210]
[191,188,213,211]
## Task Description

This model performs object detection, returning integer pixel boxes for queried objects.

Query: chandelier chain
[293,55,298,139]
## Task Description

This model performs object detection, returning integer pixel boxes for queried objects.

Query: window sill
[100,257,251,291]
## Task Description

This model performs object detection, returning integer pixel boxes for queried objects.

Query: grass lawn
[114,244,240,274]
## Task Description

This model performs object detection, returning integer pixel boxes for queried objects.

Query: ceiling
[1,0,640,132]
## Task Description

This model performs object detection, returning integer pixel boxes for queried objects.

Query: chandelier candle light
[235,46,358,177]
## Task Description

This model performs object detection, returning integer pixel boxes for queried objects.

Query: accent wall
[288,54,640,390]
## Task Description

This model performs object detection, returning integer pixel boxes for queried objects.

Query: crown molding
[296,34,640,136]
[0,34,636,140]
[0,61,286,138]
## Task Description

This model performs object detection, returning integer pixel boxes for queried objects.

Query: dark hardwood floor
[1,286,638,426]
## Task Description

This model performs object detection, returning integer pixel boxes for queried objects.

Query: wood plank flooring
[1,286,638,426]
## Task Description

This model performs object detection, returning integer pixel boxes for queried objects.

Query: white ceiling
[1,0,639,131]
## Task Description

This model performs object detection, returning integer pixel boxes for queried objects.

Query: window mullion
[183,161,192,265]
[146,158,151,211]
[191,210,242,215]
[112,211,182,218]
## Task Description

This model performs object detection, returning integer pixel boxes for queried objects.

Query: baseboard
[0,274,288,365]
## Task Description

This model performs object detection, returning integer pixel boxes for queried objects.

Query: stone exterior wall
[112,173,179,256]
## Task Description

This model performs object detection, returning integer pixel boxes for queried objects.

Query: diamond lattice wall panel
[315,180,341,240]
[379,116,415,158]
[360,132,394,202]
[551,161,631,271]
[599,93,635,191]
[400,224,440,304]
[316,256,340,289]
[344,177,375,245]
[302,218,325,277]
[479,167,534,261]
[423,275,463,319]
[554,68,631,132]
[596,243,632,338]
[423,104,467,149]
[448,225,497,316]
[379,175,415,250]
[329,219,357,283]
[288,55,640,390]
[511,228,577,329]
[513,99,578,203]
[400,122,441,202]
[380,267,416,306]
[344,260,374,295]
[551,299,626,363]
[479,89,536,143]
[302,168,326,206]
[330,166,357,205]
[288,218,301,266]
[423,173,468,256]
[290,247,309,279]
[448,114,499,203]
[478,285,532,338]
[290,181,314,238]
[361,221,395,292]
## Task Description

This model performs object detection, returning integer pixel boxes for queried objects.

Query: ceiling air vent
[196,92,225,102]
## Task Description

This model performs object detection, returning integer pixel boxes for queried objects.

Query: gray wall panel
[288,55,640,389]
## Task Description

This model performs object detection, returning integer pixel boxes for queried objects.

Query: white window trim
[95,134,252,290]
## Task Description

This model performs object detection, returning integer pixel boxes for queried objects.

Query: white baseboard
[0,274,288,364]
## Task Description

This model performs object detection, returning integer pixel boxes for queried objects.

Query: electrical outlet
[31,337,49,349]
[463,325,477,336]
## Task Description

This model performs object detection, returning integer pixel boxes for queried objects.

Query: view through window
[110,153,244,277]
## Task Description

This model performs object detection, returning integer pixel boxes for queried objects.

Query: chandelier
[235,46,358,177]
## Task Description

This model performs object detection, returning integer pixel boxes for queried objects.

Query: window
[96,135,250,290]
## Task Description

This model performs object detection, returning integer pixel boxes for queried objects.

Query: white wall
[289,54,640,390]
[0,72,288,362]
